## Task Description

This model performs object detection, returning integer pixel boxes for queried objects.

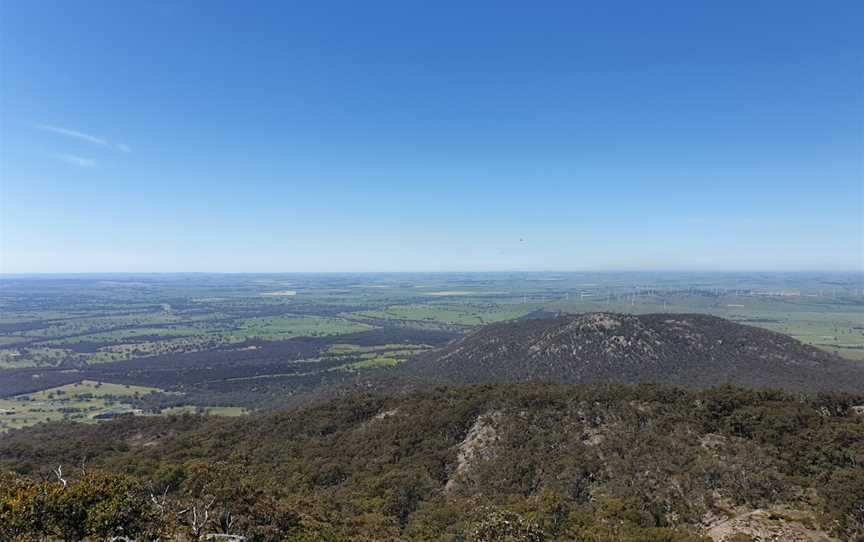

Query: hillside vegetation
[405,313,864,393]
[2,383,863,541]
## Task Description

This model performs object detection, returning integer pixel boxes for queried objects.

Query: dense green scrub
[2,383,862,541]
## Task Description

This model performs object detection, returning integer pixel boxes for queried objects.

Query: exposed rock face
[405,313,864,393]
[704,507,838,542]
[445,411,501,492]
[372,408,399,420]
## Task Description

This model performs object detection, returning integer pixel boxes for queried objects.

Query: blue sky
[1,0,861,273]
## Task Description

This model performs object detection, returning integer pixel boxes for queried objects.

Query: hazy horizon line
[1,269,862,276]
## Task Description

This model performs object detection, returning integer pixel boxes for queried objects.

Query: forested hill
[2,383,863,541]
[403,313,864,393]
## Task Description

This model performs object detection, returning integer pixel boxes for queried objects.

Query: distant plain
[1,271,861,431]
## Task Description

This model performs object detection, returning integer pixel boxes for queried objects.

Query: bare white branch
[53,465,67,488]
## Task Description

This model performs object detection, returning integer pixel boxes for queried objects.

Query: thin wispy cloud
[54,153,97,168]
[35,123,131,153]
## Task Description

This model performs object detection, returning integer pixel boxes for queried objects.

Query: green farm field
[0,380,164,432]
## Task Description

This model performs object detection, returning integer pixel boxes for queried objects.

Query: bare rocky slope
[404,313,864,393]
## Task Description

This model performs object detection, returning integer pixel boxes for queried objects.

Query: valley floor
[1,272,862,432]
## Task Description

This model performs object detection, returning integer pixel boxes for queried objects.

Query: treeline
[1,383,863,541]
